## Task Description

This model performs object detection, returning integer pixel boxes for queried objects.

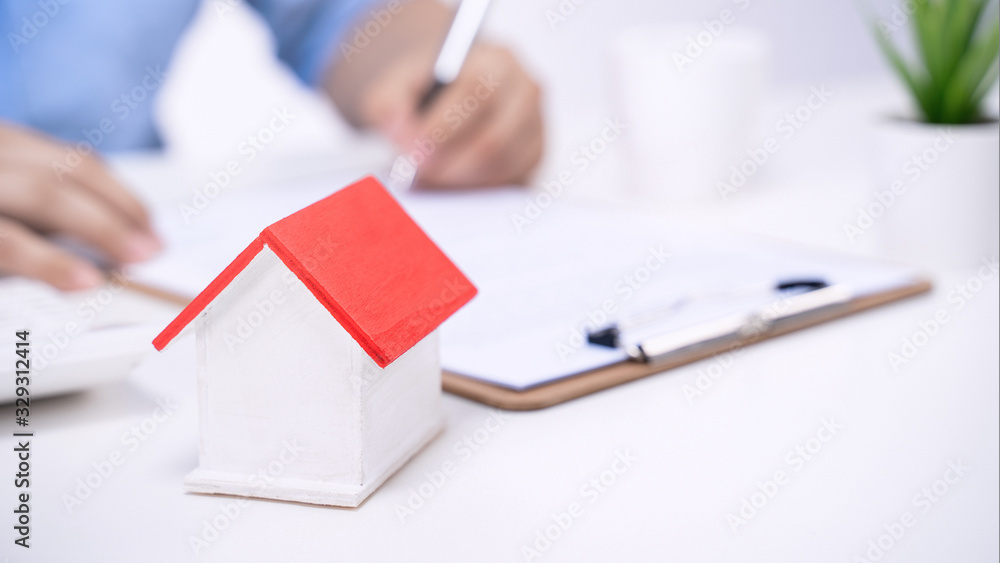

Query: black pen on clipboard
[388,0,492,190]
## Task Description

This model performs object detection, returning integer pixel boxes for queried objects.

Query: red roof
[153,176,476,367]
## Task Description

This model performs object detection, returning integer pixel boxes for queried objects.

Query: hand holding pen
[332,0,544,189]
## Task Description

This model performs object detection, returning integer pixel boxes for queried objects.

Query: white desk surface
[2,78,997,563]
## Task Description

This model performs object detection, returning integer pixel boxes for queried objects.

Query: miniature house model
[153,176,476,507]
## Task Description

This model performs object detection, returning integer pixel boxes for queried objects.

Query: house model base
[183,419,442,507]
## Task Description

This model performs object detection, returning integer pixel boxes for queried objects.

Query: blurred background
[155,0,892,184]
[147,0,997,269]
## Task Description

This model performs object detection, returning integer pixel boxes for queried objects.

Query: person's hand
[324,0,543,188]
[0,122,161,290]
[360,44,545,188]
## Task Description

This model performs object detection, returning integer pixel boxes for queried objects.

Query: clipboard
[440,278,931,410]
[123,184,935,412]
[124,275,931,411]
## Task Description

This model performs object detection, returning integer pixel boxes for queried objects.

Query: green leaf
[941,17,1000,122]
[868,0,998,123]
[966,59,1000,120]
[942,0,987,84]
[913,0,949,118]
[875,24,934,119]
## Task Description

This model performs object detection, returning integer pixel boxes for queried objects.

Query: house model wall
[153,177,476,507]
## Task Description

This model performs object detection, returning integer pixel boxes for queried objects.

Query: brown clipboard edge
[122,276,933,412]
[441,278,934,411]
[123,279,193,307]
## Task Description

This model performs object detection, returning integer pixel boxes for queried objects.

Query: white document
[395,189,921,389]
[129,178,923,391]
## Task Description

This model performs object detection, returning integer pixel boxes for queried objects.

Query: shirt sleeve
[247,0,378,86]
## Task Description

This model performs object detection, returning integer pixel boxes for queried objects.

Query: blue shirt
[1,0,370,151]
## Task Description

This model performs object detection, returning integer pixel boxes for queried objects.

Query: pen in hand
[387,0,491,191]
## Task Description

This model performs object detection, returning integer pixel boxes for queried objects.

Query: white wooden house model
[153,176,476,507]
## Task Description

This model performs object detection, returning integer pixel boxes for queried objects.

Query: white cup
[613,24,771,202]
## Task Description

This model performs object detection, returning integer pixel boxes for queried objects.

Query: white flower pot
[871,118,999,271]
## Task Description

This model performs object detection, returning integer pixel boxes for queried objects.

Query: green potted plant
[868,0,999,269]
[876,0,998,124]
